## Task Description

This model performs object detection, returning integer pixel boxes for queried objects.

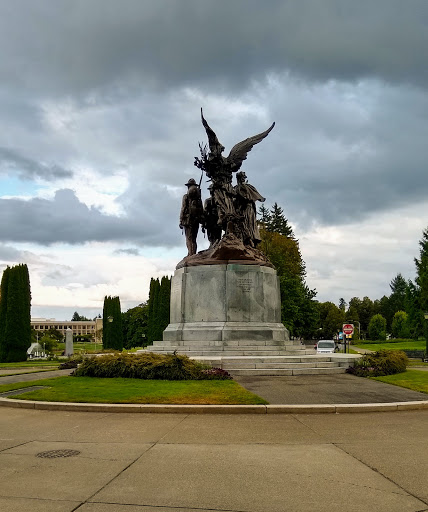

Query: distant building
[31,317,103,339]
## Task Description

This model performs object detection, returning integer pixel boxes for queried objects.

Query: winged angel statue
[194,108,275,245]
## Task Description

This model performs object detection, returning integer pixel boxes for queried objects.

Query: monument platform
[163,263,292,344]
[143,263,358,374]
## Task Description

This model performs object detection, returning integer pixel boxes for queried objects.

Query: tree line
[318,228,428,341]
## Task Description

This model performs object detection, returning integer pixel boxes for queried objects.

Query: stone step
[147,349,307,357]
[227,366,347,376]
[148,342,304,350]
[221,361,342,369]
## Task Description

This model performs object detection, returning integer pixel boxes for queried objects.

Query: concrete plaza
[0,405,427,512]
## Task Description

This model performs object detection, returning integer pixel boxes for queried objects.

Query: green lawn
[353,341,426,351]
[373,370,428,394]
[0,376,268,405]
[55,342,103,354]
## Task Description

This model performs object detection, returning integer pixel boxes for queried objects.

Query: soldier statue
[179,178,204,256]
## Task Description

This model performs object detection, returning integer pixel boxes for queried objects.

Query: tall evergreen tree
[0,264,31,362]
[268,202,294,237]
[389,273,408,320]
[415,228,428,349]
[158,276,171,339]
[257,204,272,227]
[415,228,428,313]
[258,206,318,338]
[147,278,161,343]
[102,295,123,350]
[405,280,423,339]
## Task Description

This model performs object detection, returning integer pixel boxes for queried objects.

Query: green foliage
[391,311,410,339]
[40,333,58,354]
[257,206,318,339]
[405,280,423,339]
[368,314,387,341]
[347,349,408,377]
[0,264,31,362]
[147,276,171,343]
[102,296,123,351]
[147,278,160,343]
[318,301,344,339]
[389,274,407,315]
[265,202,294,237]
[71,311,91,321]
[122,302,149,349]
[279,275,319,338]
[73,352,232,380]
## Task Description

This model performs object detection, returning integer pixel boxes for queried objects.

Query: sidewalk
[0,405,427,511]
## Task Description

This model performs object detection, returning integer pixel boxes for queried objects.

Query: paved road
[234,373,428,404]
[0,369,73,384]
[0,406,427,512]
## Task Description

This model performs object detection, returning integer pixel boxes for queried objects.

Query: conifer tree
[102,295,123,350]
[415,228,428,349]
[147,278,161,343]
[0,264,31,362]
[268,202,294,237]
[258,204,318,338]
[158,276,171,339]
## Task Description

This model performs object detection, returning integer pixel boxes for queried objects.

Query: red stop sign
[343,324,354,335]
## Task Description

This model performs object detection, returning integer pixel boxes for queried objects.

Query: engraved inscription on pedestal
[237,277,253,292]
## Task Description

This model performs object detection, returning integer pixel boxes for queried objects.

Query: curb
[1,397,428,414]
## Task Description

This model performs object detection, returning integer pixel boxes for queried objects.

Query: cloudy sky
[1,0,427,319]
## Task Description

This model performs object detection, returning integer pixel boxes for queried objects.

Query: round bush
[347,349,408,377]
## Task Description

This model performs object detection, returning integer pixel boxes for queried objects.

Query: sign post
[342,324,354,353]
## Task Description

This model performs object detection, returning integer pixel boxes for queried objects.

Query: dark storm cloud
[0,147,72,180]
[0,189,180,246]
[0,0,427,98]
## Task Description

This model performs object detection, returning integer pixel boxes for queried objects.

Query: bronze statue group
[179,109,275,257]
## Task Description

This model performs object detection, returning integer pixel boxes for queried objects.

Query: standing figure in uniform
[179,178,204,256]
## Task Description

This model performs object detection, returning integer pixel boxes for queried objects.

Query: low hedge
[347,349,408,377]
[72,352,232,380]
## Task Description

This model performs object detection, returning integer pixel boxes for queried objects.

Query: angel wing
[226,122,275,172]
[200,108,224,153]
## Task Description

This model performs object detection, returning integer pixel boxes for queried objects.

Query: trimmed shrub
[347,349,408,377]
[73,352,232,380]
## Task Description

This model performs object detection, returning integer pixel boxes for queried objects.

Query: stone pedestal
[65,328,73,356]
[163,264,289,345]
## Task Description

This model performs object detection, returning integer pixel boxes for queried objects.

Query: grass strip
[354,341,425,351]
[372,370,428,394]
[0,376,268,405]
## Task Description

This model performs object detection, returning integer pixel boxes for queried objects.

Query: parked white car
[316,340,336,354]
